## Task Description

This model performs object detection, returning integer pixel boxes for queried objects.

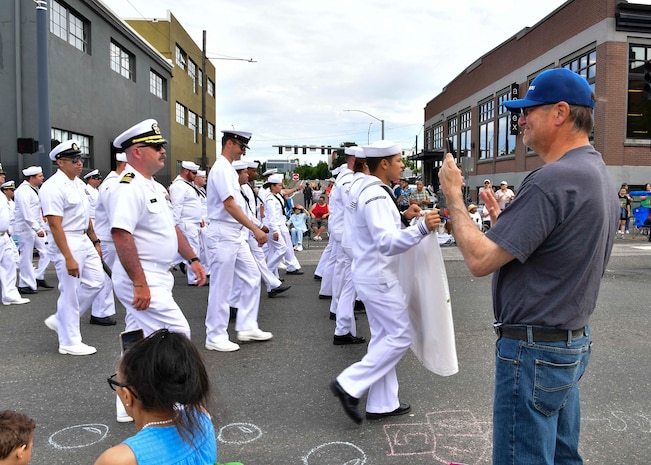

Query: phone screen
[120,329,144,354]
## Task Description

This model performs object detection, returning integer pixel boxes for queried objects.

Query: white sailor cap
[116,152,128,162]
[344,146,362,157]
[83,169,100,180]
[362,140,401,158]
[262,168,278,177]
[232,160,248,171]
[49,139,81,161]
[267,174,284,184]
[1,180,15,189]
[0,163,4,174]
[22,166,43,177]
[221,130,252,149]
[181,161,200,171]
[247,161,259,169]
[113,119,167,150]
[196,170,206,177]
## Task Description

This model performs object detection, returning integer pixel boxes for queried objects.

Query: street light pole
[343,109,384,140]
[367,122,372,144]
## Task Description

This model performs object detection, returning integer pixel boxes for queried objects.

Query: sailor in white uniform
[41,140,104,356]
[331,140,439,423]
[204,130,272,352]
[110,119,206,339]
[169,161,204,286]
[15,166,52,294]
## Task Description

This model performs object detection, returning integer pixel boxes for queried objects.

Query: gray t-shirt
[486,146,618,329]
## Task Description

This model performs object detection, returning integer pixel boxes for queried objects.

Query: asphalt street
[0,235,649,465]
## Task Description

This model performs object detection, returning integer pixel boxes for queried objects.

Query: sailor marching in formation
[5,118,452,425]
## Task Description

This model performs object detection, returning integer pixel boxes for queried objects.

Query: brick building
[421,0,651,202]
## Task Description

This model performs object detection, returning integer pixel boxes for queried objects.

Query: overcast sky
[103,0,634,165]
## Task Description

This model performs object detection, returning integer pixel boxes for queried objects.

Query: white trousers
[178,222,201,285]
[90,240,117,318]
[16,230,50,289]
[333,245,357,336]
[205,222,261,344]
[316,239,335,296]
[48,235,104,346]
[233,232,281,303]
[336,280,411,413]
[0,234,21,302]
[280,227,301,272]
[113,260,190,338]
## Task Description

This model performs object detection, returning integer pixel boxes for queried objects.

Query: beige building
[127,12,217,176]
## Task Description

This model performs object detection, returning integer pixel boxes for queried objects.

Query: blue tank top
[123,410,216,465]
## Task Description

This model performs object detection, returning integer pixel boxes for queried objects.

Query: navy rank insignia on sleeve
[120,172,136,184]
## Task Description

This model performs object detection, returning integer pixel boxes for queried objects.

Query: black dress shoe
[354,300,366,312]
[330,381,362,424]
[36,279,54,289]
[319,294,332,300]
[268,285,291,297]
[286,269,304,275]
[18,287,37,295]
[329,312,336,320]
[89,315,117,326]
[366,402,411,420]
[333,333,366,345]
[314,274,322,281]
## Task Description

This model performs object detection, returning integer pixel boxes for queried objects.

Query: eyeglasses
[107,373,139,400]
[190,171,198,175]
[519,104,553,119]
[137,143,166,152]
[232,140,246,151]
[61,156,82,164]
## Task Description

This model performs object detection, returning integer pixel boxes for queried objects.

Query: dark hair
[0,410,35,460]
[120,330,211,444]
[365,155,395,174]
[352,159,367,173]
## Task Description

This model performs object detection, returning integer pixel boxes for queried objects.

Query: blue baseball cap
[504,68,594,111]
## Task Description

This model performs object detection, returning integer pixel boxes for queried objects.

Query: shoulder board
[120,172,136,184]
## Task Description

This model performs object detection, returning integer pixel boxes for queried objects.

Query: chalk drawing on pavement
[48,424,109,450]
[382,409,491,465]
[217,422,263,445]
[584,411,651,433]
[301,441,367,465]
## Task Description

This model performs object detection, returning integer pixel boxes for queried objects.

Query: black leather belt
[494,325,586,342]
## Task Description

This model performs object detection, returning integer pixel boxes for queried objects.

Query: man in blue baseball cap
[439,68,619,464]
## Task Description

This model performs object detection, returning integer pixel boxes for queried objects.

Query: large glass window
[447,116,458,154]
[459,110,471,157]
[50,0,89,53]
[207,79,215,97]
[188,60,197,93]
[497,92,516,157]
[51,128,91,168]
[149,70,167,100]
[176,102,186,126]
[176,45,187,71]
[479,98,494,159]
[110,40,135,80]
[188,111,198,143]
[433,124,443,149]
[208,122,215,140]
[627,44,651,139]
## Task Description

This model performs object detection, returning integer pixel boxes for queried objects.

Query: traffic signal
[644,60,651,100]
[17,138,39,154]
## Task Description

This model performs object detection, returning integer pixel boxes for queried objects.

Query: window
[198,117,203,135]
[562,49,596,82]
[626,44,651,139]
[188,111,198,143]
[496,92,516,157]
[207,123,215,140]
[110,40,135,80]
[149,70,167,100]
[432,124,443,150]
[426,128,432,151]
[207,78,215,97]
[49,0,89,53]
[176,45,187,71]
[176,102,186,126]
[188,59,197,93]
[447,116,458,154]
[198,69,203,88]
[478,98,494,159]
[459,110,472,157]
[51,128,91,168]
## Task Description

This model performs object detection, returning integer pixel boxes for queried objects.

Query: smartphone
[120,329,144,354]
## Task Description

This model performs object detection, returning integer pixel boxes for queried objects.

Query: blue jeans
[492,326,591,465]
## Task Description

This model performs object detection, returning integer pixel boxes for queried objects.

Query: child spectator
[0,410,35,465]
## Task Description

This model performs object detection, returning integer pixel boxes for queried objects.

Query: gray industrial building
[1,0,173,184]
